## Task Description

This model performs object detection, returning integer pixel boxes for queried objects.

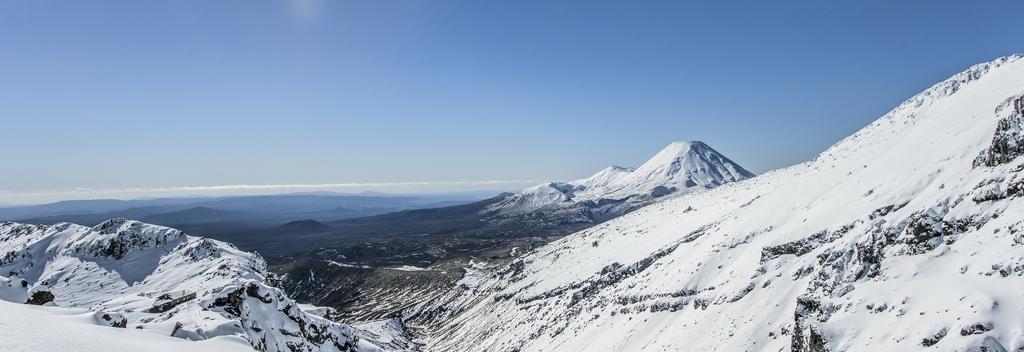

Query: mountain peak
[487,140,754,219]
[642,141,708,165]
[667,140,706,149]
[630,140,754,189]
[603,165,633,172]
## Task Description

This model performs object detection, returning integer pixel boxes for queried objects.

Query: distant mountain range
[0,192,492,228]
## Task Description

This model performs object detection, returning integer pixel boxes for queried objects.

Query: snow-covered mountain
[0,219,409,352]
[407,55,1024,351]
[484,141,754,223]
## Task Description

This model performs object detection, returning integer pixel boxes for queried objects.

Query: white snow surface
[413,55,1024,352]
[0,299,253,352]
[386,265,434,272]
[0,219,407,352]
[486,141,754,219]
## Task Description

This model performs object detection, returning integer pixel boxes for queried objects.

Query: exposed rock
[94,312,128,328]
[960,322,994,336]
[792,297,832,352]
[975,95,1024,167]
[25,290,54,305]
[207,282,363,352]
[921,327,948,347]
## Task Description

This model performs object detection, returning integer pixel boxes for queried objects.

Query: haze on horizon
[2,0,1022,204]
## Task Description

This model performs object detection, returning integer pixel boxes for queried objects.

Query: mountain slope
[409,55,1024,352]
[0,219,409,352]
[0,299,253,352]
[485,141,753,223]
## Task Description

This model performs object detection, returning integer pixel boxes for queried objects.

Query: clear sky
[1,0,1023,204]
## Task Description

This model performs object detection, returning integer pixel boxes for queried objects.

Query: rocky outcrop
[206,282,362,352]
[80,219,185,259]
[976,95,1024,167]
[94,311,127,328]
[25,290,54,305]
[792,297,830,352]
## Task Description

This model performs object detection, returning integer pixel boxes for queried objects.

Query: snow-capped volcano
[485,141,753,222]
[0,219,408,352]
[597,141,754,197]
[408,55,1024,352]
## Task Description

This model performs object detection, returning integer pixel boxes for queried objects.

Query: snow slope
[0,299,253,352]
[0,219,408,352]
[485,141,754,223]
[412,55,1024,352]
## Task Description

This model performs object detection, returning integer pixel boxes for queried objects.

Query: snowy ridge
[485,141,753,222]
[410,55,1024,351]
[0,219,407,352]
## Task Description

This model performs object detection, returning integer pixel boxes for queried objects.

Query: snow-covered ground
[411,55,1024,351]
[328,260,373,269]
[0,219,409,352]
[0,300,253,352]
[386,265,434,272]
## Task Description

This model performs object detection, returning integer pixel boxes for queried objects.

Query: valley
[2,140,752,322]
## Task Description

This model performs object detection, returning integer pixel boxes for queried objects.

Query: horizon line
[0,179,546,205]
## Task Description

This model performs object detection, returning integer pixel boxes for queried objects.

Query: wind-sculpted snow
[410,55,1024,351]
[486,140,754,224]
[0,219,406,352]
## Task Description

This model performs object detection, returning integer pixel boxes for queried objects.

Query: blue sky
[1,0,1022,203]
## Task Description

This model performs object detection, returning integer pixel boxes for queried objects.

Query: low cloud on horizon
[0,179,543,205]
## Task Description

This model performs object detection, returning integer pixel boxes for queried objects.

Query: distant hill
[277,219,333,234]
[3,192,492,227]
[140,206,254,225]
